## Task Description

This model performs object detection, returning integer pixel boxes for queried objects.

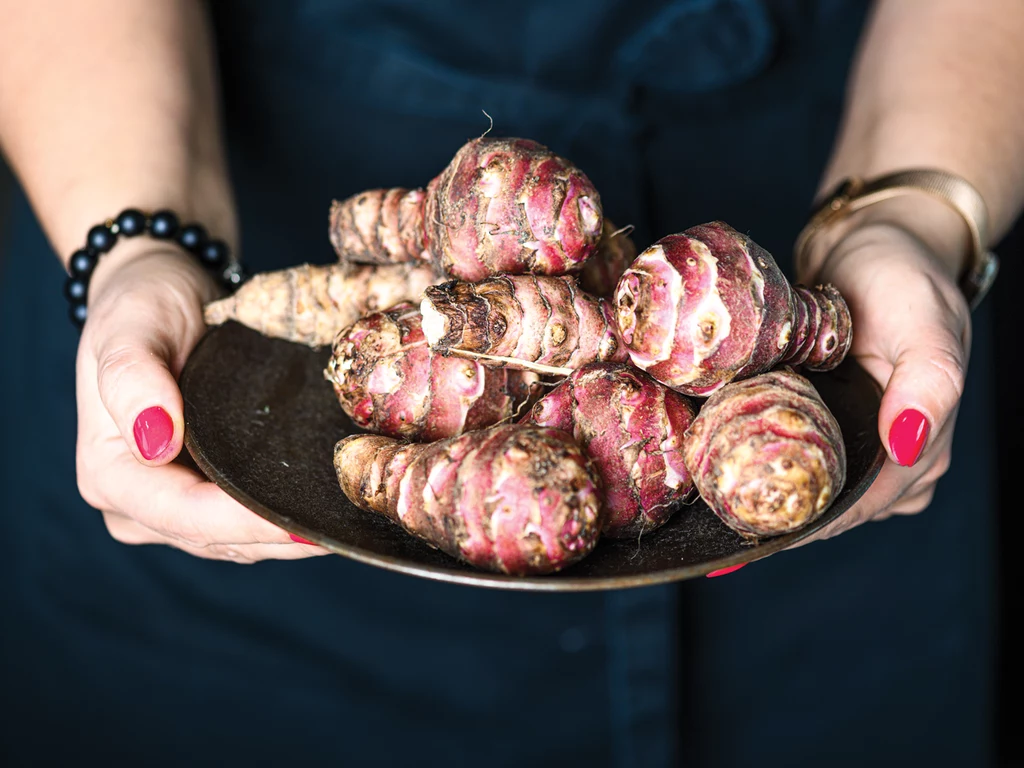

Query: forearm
[811,0,1024,276]
[0,0,235,267]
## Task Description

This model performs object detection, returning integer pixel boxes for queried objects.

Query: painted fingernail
[133,406,174,460]
[289,534,316,545]
[889,408,929,467]
[707,563,747,578]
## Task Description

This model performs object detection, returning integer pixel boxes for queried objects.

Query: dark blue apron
[0,2,996,765]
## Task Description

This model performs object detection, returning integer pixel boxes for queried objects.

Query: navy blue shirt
[0,2,997,765]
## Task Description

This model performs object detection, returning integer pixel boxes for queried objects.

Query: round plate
[181,321,884,591]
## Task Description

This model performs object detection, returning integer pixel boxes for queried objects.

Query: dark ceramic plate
[181,322,884,591]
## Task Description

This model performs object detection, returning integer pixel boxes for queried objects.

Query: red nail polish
[290,534,316,545]
[707,563,747,578]
[133,406,174,460]
[889,408,929,467]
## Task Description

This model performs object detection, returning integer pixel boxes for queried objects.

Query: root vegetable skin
[324,303,535,441]
[329,188,428,267]
[615,221,852,396]
[577,220,638,297]
[682,368,846,537]
[203,262,437,347]
[334,425,604,575]
[420,275,627,374]
[329,137,604,281]
[522,363,697,538]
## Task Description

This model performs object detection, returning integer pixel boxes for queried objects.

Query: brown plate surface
[181,321,884,591]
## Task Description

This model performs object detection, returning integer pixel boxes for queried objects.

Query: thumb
[95,332,185,466]
[877,321,967,468]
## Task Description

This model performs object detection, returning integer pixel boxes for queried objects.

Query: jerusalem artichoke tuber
[420,275,627,375]
[329,188,429,267]
[576,220,637,297]
[329,137,603,281]
[334,424,604,575]
[324,303,536,441]
[522,363,697,538]
[203,262,437,347]
[615,221,852,396]
[682,368,846,537]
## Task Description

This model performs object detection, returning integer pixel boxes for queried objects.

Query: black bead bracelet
[63,208,248,329]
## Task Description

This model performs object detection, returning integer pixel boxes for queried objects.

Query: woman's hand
[75,242,327,563]
[795,221,971,544]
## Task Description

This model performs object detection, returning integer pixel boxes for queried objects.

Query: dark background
[993,218,1021,767]
[0,160,1021,764]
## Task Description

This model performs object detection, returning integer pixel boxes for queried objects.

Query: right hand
[790,221,970,546]
[75,242,328,563]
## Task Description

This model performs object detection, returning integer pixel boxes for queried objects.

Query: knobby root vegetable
[329,137,603,281]
[328,188,429,266]
[203,262,437,347]
[576,220,638,297]
[324,303,536,441]
[522,363,697,538]
[682,368,846,537]
[334,425,604,575]
[615,221,852,396]
[420,275,627,375]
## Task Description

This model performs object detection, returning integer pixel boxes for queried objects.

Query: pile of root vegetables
[205,135,853,576]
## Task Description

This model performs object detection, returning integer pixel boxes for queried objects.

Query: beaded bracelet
[63,208,248,329]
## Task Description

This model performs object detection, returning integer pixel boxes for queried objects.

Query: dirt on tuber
[420,274,627,375]
[615,221,852,396]
[203,262,437,347]
[329,137,604,281]
[324,302,536,441]
[334,424,604,575]
[682,368,846,537]
[522,363,697,538]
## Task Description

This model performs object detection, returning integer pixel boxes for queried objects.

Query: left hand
[793,221,971,545]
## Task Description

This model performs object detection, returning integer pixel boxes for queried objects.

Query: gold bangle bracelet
[794,169,999,310]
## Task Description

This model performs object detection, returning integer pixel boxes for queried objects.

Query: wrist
[64,206,244,329]
[799,191,970,284]
[819,220,961,288]
[87,238,217,307]
[42,167,238,270]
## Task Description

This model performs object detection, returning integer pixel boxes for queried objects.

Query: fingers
[92,451,302,547]
[88,322,187,466]
[876,276,968,468]
[172,540,330,563]
[101,510,156,545]
[790,436,952,548]
[79,391,330,561]
[81,257,209,467]
[882,486,935,517]
[101,511,329,563]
